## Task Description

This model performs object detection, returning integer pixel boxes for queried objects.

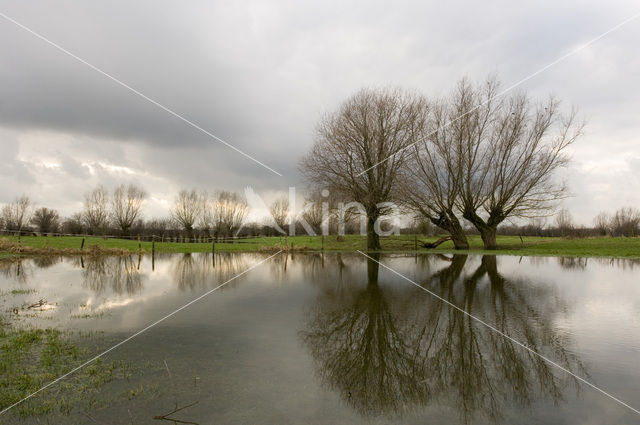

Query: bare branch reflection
[0,259,32,285]
[79,256,144,295]
[170,253,251,291]
[301,254,585,423]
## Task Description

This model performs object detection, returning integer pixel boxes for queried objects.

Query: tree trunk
[367,212,381,251]
[462,208,499,250]
[449,221,469,250]
[423,236,451,248]
[430,212,469,250]
[479,226,497,250]
[366,253,380,284]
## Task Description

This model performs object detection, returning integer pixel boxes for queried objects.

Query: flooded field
[0,252,638,424]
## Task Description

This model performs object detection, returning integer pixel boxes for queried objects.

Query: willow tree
[441,78,582,249]
[171,189,203,240]
[269,196,290,234]
[401,98,470,249]
[83,186,109,234]
[213,191,249,238]
[1,195,33,233]
[111,184,146,235]
[300,88,427,250]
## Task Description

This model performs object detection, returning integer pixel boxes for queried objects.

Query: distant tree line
[0,184,347,241]
[3,184,636,243]
[1,188,638,242]
[453,207,640,239]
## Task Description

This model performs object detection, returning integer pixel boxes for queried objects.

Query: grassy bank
[1,234,639,259]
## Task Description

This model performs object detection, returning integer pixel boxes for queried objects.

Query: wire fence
[0,228,425,248]
[0,229,275,245]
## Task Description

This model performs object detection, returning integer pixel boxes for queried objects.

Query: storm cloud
[0,0,638,222]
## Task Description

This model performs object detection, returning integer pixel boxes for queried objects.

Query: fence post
[138,235,141,253]
[212,240,215,254]
[414,234,418,251]
[151,235,156,271]
[321,235,324,251]
[81,238,85,250]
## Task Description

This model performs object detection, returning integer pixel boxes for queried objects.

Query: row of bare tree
[0,185,255,240]
[300,77,584,249]
[573,207,640,237]
[170,189,249,239]
[0,184,146,236]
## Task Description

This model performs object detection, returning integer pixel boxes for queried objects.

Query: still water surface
[0,253,639,424]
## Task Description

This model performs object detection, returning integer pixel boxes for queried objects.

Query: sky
[0,0,639,225]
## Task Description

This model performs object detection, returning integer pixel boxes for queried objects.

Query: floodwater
[0,252,639,424]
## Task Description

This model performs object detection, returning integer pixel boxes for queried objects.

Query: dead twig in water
[153,401,199,425]
[163,359,172,380]
[82,411,115,425]
[27,299,46,309]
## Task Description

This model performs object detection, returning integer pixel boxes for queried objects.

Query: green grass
[0,287,157,420]
[0,325,132,417]
[2,234,640,259]
[428,235,640,258]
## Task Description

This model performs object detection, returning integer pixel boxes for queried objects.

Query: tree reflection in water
[301,254,585,423]
[80,255,144,295]
[171,252,251,291]
[0,259,32,285]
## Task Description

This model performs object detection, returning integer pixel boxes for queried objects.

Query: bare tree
[200,191,249,239]
[171,189,204,240]
[83,186,109,234]
[592,211,609,236]
[554,208,573,237]
[269,196,290,234]
[62,212,85,234]
[300,193,324,235]
[401,98,469,249]
[111,184,147,235]
[30,207,60,234]
[299,190,345,235]
[609,207,640,237]
[524,217,547,236]
[214,191,249,238]
[1,195,34,233]
[444,78,582,249]
[146,217,171,239]
[199,191,215,237]
[300,88,428,249]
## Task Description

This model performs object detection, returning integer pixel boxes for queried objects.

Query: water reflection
[31,256,59,269]
[0,260,32,285]
[557,256,589,270]
[79,255,145,295]
[171,252,252,291]
[0,252,639,424]
[301,254,585,423]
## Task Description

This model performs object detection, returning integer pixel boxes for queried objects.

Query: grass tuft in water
[0,319,135,418]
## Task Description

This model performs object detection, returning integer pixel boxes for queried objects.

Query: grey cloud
[0,0,638,222]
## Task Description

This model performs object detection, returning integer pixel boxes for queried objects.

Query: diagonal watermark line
[357,10,640,177]
[0,250,283,416]
[357,250,640,416]
[0,11,283,177]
